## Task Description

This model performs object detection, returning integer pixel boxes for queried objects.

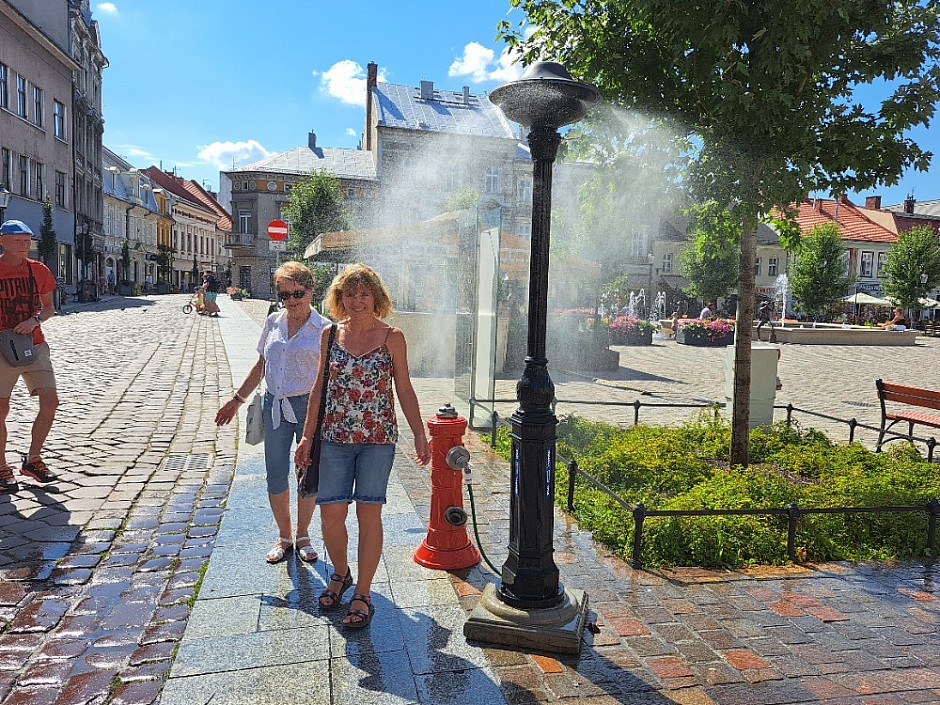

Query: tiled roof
[793,198,897,243]
[178,180,232,232]
[236,147,377,182]
[373,82,515,139]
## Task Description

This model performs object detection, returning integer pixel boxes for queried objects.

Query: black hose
[466,484,501,573]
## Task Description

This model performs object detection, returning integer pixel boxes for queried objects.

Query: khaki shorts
[0,342,56,397]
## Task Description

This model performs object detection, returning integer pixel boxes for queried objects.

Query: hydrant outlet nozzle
[446,446,471,472]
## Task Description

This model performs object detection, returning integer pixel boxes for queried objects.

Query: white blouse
[257,309,331,429]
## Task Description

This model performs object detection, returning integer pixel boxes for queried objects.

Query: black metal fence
[473,396,940,569]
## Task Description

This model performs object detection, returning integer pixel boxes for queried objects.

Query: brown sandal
[343,593,374,629]
[319,568,353,610]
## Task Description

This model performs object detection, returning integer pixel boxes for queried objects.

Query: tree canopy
[501,0,940,465]
[285,170,349,256]
[789,223,853,318]
[37,198,57,267]
[680,202,740,306]
[881,225,940,312]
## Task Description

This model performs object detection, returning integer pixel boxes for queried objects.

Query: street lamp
[0,184,11,223]
[463,61,600,655]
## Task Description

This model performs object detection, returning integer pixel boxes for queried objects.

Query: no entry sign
[267,219,288,241]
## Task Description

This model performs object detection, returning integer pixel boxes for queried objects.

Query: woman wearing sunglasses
[215,261,331,564]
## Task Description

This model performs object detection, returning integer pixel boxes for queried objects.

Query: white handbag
[245,392,264,446]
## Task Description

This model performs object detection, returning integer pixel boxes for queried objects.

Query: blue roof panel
[374,82,515,139]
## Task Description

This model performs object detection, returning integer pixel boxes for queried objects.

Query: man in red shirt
[0,220,58,492]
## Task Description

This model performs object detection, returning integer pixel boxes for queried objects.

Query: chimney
[838,194,851,205]
[864,195,882,210]
[420,80,434,100]
[462,86,470,105]
[904,194,916,214]
[365,62,378,153]
[308,131,317,150]
[814,199,823,212]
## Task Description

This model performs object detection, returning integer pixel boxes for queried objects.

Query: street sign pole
[267,219,289,268]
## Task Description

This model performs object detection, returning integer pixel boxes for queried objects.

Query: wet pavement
[0,295,937,704]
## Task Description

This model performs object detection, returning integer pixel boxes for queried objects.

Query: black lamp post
[0,184,11,223]
[463,61,600,654]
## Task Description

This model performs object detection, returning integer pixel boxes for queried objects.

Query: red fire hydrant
[413,404,481,570]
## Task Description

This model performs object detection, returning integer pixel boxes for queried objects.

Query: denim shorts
[262,392,308,495]
[316,442,396,505]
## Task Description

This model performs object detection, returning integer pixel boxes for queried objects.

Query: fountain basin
[753,324,919,346]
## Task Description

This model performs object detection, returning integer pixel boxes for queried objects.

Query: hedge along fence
[486,413,940,568]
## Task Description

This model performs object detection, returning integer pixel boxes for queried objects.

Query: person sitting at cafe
[879,307,906,330]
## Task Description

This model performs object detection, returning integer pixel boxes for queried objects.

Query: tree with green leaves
[309,263,335,308]
[789,224,853,321]
[680,203,740,308]
[445,188,480,212]
[156,243,175,282]
[37,198,57,267]
[881,226,940,314]
[285,170,349,257]
[501,0,940,465]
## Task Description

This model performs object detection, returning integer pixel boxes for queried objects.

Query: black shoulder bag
[298,324,335,498]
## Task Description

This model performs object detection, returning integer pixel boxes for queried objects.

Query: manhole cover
[161,454,211,472]
[844,401,878,408]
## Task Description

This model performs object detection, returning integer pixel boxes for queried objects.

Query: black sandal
[319,568,353,610]
[343,593,374,629]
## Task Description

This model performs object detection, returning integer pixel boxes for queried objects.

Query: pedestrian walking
[294,263,431,629]
[215,262,330,564]
[0,220,59,492]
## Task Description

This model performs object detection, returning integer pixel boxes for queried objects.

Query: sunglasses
[277,290,308,300]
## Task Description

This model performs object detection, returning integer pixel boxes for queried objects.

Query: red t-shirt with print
[0,258,56,345]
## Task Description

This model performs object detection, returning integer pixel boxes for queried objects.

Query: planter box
[611,329,653,346]
[676,327,734,347]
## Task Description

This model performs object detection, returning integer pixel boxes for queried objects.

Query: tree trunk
[730,221,758,466]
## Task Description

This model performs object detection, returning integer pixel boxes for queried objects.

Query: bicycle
[182,290,204,314]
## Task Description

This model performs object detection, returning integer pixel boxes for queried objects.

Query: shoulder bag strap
[313,325,336,440]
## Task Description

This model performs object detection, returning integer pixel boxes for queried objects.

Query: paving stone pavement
[0,296,938,704]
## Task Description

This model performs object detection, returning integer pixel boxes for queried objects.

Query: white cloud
[117,144,157,164]
[318,60,368,107]
[449,42,523,83]
[96,3,118,14]
[197,140,270,170]
[345,128,357,137]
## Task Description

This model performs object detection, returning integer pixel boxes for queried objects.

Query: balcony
[224,232,255,250]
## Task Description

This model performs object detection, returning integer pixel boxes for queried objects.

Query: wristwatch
[32,315,41,324]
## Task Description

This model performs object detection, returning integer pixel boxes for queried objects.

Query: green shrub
[489,415,940,568]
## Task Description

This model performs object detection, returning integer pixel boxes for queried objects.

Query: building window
[1,149,9,188]
[754,257,762,276]
[662,253,673,273]
[32,85,43,127]
[516,222,531,239]
[54,101,66,139]
[860,251,874,278]
[18,155,28,196]
[239,210,251,234]
[239,265,251,291]
[517,176,532,203]
[0,64,8,110]
[241,181,250,191]
[877,252,887,275]
[768,257,778,277]
[16,75,27,118]
[34,161,44,200]
[484,167,499,194]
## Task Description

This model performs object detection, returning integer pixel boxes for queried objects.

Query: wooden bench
[921,323,940,337]
[875,379,940,452]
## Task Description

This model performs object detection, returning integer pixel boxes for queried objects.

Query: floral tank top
[322,337,398,445]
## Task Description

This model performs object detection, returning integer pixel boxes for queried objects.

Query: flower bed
[608,315,655,346]
[676,319,735,347]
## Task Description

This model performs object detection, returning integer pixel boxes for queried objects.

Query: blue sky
[94,1,937,209]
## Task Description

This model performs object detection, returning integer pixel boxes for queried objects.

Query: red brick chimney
[365,62,378,153]
[904,194,916,214]
[865,195,882,209]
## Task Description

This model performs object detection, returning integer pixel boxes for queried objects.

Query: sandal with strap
[319,568,353,610]
[294,536,318,563]
[343,593,374,629]
[265,537,292,564]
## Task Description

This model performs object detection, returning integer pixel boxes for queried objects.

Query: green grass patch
[491,414,940,568]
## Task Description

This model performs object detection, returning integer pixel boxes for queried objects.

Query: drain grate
[161,453,212,472]
[844,401,878,408]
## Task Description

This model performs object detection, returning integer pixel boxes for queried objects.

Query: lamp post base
[463,583,588,655]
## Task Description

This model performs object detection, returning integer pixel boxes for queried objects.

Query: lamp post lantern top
[490,61,601,131]
[0,183,11,211]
